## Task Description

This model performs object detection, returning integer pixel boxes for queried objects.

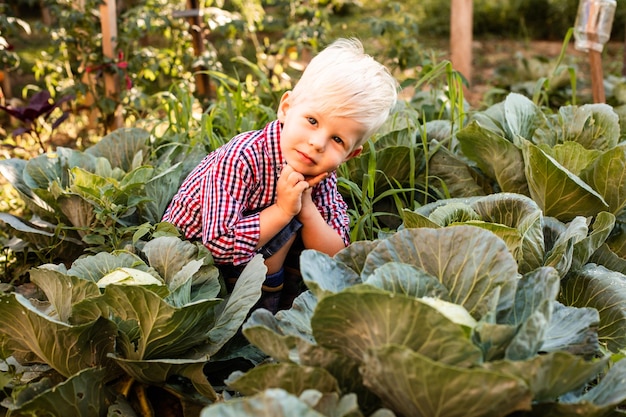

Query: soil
[460,38,625,107]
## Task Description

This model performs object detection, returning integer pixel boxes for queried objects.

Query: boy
[162,38,398,312]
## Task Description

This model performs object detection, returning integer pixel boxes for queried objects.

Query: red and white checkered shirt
[162,120,350,266]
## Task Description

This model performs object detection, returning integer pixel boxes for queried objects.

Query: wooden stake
[450,0,473,87]
[589,50,605,103]
[0,70,11,102]
[185,0,211,98]
[99,0,123,130]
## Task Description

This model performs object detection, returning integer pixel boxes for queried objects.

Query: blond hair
[289,38,398,145]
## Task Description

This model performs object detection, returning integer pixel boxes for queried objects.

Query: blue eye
[307,117,317,125]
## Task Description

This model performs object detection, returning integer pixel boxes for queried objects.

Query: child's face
[277,91,365,178]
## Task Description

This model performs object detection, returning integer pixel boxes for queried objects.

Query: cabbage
[97,267,163,288]
[420,296,477,329]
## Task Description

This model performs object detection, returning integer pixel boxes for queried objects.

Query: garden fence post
[186,0,212,98]
[99,0,124,130]
[0,70,11,102]
[450,0,473,94]
[589,49,605,103]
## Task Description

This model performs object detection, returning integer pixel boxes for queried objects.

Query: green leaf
[57,194,95,230]
[0,293,116,377]
[556,104,620,151]
[528,358,626,417]
[485,352,609,402]
[579,144,626,215]
[226,363,339,396]
[119,166,154,188]
[571,211,615,271]
[471,193,545,274]
[361,345,531,417]
[204,255,266,355]
[543,216,583,278]
[457,121,529,194]
[97,267,165,288]
[243,291,317,362]
[361,226,518,317]
[24,147,96,191]
[473,318,518,362]
[333,240,381,276]
[0,157,54,214]
[502,92,546,143]
[590,243,626,275]
[300,250,362,299]
[0,212,55,238]
[541,141,601,176]
[141,236,204,282]
[363,262,451,300]
[3,368,111,416]
[69,166,112,203]
[401,209,441,229]
[312,286,482,367]
[428,144,486,197]
[522,140,608,221]
[403,193,545,273]
[428,202,481,225]
[85,127,151,171]
[243,295,376,405]
[143,161,189,224]
[68,251,154,282]
[243,309,304,363]
[502,267,560,360]
[560,264,626,352]
[95,285,220,360]
[541,302,600,358]
[29,268,101,322]
[110,355,217,401]
[343,129,425,192]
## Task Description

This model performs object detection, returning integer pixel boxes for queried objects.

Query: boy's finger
[280,163,294,177]
[306,172,328,187]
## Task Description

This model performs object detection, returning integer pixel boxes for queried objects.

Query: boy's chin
[301,168,327,178]
[288,164,317,177]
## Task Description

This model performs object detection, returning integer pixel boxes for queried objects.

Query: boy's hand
[298,186,318,222]
[304,171,329,188]
[276,164,309,217]
[299,172,328,222]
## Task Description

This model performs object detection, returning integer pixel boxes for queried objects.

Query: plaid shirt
[162,120,350,266]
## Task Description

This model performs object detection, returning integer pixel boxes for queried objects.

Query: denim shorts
[257,217,303,258]
[219,217,302,282]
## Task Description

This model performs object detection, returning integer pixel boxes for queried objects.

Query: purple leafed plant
[0,90,74,152]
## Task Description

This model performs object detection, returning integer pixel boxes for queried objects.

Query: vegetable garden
[2,0,626,416]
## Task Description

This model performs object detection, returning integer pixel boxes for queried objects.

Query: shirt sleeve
[162,151,262,266]
[161,157,208,240]
[200,153,262,266]
[311,172,351,245]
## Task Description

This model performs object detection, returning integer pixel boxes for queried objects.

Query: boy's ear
[277,91,292,122]
[345,146,363,161]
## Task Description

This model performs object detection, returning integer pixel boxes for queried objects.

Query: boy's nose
[308,134,325,151]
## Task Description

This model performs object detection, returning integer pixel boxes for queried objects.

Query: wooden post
[589,49,606,103]
[185,0,211,98]
[586,7,605,103]
[99,0,123,130]
[0,70,11,102]
[40,0,53,26]
[450,0,473,87]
